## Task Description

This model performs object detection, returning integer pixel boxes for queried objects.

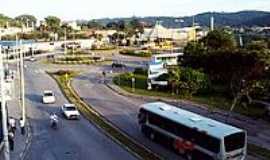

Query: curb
[50,73,162,160]
[105,83,261,124]
[105,83,270,159]
[19,117,33,160]
[68,82,149,160]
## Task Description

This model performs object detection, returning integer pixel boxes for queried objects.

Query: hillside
[94,10,270,28]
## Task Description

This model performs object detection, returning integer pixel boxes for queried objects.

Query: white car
[42,90,56,104]
[61,104,80,120]
[29,56,36,62]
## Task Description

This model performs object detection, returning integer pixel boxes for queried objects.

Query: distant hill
[242,14,270,26]
[94,10,270,28]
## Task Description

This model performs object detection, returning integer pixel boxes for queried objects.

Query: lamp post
[0,36,10,160]
[19,40,26,132]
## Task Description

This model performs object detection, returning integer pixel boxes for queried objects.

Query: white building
[66,21,81,31]
[141,23,202,42]
[0,26,34,36]
[94,30,117,37]
[147,52,183,87]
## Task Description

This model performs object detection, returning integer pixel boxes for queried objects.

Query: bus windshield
[224,132,246,152]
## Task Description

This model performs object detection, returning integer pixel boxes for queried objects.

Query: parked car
[61,104,80,120]
[42,90,56,104]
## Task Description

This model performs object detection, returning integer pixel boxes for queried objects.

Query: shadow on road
[26,93,42,103]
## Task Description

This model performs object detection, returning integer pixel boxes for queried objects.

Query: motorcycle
[50,114,58,129]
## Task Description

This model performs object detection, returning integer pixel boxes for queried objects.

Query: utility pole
[0,44,10,160]
[16,35,21,106]
[19,40,26,128]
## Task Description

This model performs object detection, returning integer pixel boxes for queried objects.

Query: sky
[1,0,270,21]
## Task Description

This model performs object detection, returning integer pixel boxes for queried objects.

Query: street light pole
[19,41,26,127]
[0,44,10,160]
[15,35,21,108]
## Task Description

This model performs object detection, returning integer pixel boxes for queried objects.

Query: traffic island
[48,70,162,160]
[51,55,105,65]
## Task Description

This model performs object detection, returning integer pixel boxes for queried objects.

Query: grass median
[113,73,270,159]
[48,70,162,160]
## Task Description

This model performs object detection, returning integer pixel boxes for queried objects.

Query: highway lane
[72,72,183,160]
[72,69,262,160]
[22,61,137,160]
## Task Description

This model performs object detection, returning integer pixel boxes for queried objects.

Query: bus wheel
[150,132,155,141]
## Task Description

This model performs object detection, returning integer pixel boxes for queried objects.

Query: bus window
[195,132,220,153]
[224,132,246,152]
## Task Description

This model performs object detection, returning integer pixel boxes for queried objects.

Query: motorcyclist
[50,113,58,129]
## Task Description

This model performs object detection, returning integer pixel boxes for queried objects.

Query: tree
[228,49,270,111]
[167,67,209,97]
[15,14,37,27]
[128,18,144,34]
[0,14,21,27]
[246,40,268,51]
[106,20,126,31]
[201,29,236,50]
[45,16,61,33]
[106,21,118,29]
[168,68,181,95]
[87,20,103,29]
[184,29,270,112]
[118,20,126,31]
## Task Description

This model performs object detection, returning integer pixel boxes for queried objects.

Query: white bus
[138,102,247,160]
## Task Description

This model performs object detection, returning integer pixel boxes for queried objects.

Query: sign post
[132,77,135,92]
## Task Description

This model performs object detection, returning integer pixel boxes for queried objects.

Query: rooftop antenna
[192,16,195,27]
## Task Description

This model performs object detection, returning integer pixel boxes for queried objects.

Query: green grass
[114,73,270,159]
[51,55,104,65]
[248,144,270,159]
[119,49,152,57]
[113,73,267,118]
[49,70,162,160]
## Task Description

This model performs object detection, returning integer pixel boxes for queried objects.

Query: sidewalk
[8,79,32,160]
[105,82,270,151]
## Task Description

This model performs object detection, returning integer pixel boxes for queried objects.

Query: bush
[120,49,152,57]
[179,68,210,97]
[134,75,147,89]
[54,70,73,76]
[116,72,147,89]
[91,44,116,50]
[134,68,148,75]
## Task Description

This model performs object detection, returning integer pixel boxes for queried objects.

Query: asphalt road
[21,61,137,160]
[14,52,262,160]
[72,72,183,160]
[72,67,265,160]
